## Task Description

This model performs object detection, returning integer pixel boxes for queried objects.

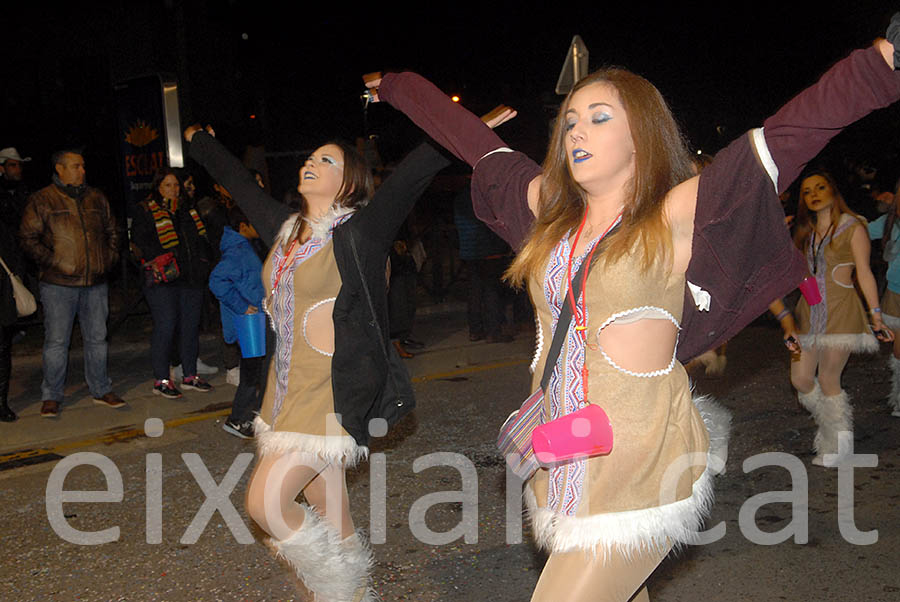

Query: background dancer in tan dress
[791,170,892,467]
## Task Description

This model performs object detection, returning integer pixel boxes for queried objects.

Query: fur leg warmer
[269,504,375,602]
[693,394,732,475]
[799,384,852,467]
[888,356,900,418]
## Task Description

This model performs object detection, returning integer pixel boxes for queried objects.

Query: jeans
[40,282,112,401]
[144,283,203,381]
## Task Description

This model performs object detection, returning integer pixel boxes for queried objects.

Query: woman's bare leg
[531,544,668,602]
[790,345,819,394]
[303,461,354,537]
[816,346,850,397]
[245,451,327,539]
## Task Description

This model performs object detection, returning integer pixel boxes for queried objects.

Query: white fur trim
[796,333,879,353]
[274,214,302,248]
[751,127,779,193]
[525,470,714,559]
[341,533,378,602]
[882,312,900,330]
[306,205,354,240]
[809,390,852,468]
[270,505,375,601]
[693,394,732,476]
[524,393,730,557]
[273,206,355,248]
[254,417,368,467]
[889,356,900,416]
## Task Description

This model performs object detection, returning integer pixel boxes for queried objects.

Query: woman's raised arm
[678,26,900,362]
[370,71,542,249]
[184,125,291,247]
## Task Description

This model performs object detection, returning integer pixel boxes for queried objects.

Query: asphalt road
[1,309,899,601]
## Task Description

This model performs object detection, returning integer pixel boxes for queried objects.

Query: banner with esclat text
[114,74,183,215]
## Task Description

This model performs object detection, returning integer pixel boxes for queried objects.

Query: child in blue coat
[209,226,266,438]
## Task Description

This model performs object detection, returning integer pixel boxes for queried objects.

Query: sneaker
[196,358,219,375]
[226,366,241,387]
[182,376,213,392]
[40,399,60,418]
[222,419,255,439]
[153,379,182,399]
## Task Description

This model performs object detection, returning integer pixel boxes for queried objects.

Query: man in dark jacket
[19,149,126,417]
[0,147,31,226]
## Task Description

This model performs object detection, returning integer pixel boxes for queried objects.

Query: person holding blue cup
[209,226,266,439]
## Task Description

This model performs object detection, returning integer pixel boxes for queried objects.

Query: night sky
[3,1,899,204]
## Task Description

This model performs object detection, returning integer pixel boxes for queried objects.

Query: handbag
[0,254,36,317]
[497,225,618,480]
[348,229,416,430]
[143,252,180,286]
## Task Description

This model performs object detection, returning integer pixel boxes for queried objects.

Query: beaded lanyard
[270,239,299,298]
[564,211,622,402]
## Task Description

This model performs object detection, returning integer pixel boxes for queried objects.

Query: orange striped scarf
[147,198,206,249]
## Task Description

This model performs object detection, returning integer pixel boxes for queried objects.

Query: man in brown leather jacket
[19,149,127,417]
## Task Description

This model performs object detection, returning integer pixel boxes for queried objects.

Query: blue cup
[234,313,266,358]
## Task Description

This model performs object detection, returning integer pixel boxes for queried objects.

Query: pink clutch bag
[798,276,821,305]
[532,404,613,465]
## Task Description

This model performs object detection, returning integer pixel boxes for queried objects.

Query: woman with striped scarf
[131,167,214,398]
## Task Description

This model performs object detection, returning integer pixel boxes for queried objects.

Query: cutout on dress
[830,262,855,289]
[303,298,336,356]
[596,306,679,377]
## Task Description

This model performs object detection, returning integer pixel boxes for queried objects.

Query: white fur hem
[523,394,730,557]
[525,469,714,558]
[796,333,879,353]
[882,313,900,331]
[254,417,368,467]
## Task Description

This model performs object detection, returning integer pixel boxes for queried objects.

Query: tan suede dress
[524,236,720,559]
[254,224,362,465]
[795,213,878,353]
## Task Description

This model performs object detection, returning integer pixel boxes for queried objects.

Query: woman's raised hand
[363,72,382,102]
[481,105,518,130]
[183,124,216,142]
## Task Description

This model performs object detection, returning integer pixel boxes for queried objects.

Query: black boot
[0,402,15,422]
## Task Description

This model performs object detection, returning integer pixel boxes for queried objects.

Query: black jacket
[131,197,213,288]
[188,132,449,445]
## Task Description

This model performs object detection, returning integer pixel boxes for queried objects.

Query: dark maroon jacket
[380,44,900,361]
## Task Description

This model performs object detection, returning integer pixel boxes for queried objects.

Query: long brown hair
[506,68,693,286]
[287,140,374,245]
[792,170,862,252]
[296,139,373,217]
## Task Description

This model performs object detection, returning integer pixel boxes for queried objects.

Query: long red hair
[506,68,693,286]
[792,170,863,252]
